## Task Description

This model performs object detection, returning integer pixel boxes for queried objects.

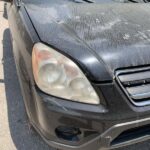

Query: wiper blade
[72,0,150,3]
[73,0,94,3]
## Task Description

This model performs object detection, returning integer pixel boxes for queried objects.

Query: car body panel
[23,0,150,82]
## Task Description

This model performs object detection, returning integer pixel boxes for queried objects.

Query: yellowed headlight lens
[32,43,100,104]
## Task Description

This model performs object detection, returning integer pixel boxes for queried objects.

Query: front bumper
[28,84,150,150]
[32,116,150,150]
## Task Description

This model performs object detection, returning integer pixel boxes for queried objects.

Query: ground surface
[0,1,150,150]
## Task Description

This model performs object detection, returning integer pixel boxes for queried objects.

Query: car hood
[24,1,150,82]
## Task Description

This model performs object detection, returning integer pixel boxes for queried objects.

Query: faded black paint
[23,0,150,81]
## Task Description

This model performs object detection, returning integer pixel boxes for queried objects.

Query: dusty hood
[24,0,150,82]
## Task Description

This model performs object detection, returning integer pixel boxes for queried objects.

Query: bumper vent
[111,124,150,146]
[116,69,150,106]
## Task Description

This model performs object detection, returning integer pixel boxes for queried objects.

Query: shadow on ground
[2,3,51,150]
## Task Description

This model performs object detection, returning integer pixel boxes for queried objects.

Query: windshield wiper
[73,0,94,3]
[72,0,150,3]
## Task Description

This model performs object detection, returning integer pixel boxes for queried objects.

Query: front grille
[116,68,150,106]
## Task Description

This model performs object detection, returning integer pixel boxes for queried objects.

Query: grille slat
[117,69,150,106]
[127,84,150,100]
[119,71,150,83]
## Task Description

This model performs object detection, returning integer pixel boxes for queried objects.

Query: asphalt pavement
[0,1,150,150]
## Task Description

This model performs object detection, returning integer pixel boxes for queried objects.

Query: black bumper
[28,85,150,150]
[33,117,150,150]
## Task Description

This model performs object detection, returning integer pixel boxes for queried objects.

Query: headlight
[32,43,100,104]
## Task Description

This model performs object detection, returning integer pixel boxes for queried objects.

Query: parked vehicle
[7,0,150,150]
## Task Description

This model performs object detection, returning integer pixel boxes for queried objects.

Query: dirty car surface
[7,0,150,150]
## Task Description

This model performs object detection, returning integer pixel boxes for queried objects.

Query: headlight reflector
[32,43,100,104]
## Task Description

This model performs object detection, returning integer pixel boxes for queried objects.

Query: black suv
[7,0,150,149]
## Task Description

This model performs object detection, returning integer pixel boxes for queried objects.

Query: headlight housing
[32,43,100,104]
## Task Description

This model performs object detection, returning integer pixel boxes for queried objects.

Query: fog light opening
[55,126,81,142]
